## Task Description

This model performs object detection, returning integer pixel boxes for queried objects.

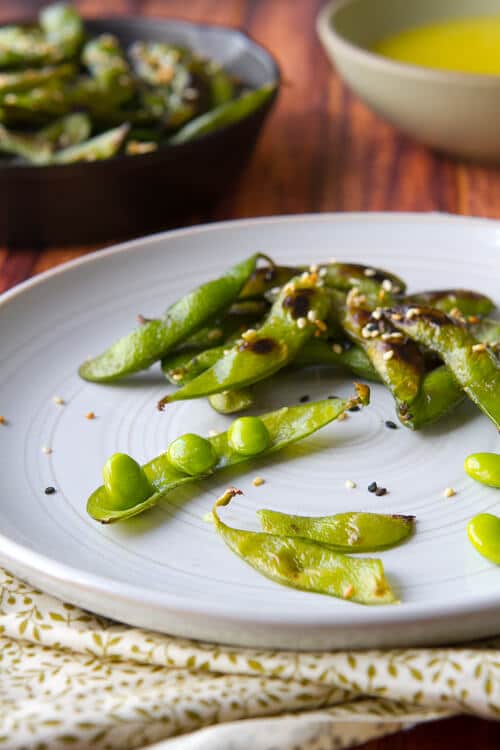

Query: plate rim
[1,211,500,639]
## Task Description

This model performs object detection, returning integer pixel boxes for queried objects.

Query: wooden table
[1,2,499,748]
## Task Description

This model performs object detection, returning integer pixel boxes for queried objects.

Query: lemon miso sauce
[373,17,500,76]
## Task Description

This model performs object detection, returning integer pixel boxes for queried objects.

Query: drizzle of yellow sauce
[373,17,500,76]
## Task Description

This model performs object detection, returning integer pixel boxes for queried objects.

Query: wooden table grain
[1,2,499,748]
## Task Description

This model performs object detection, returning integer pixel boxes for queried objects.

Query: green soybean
[467,513,500,564]
[228,416,271,456]
[167,433,217,476]
[464,453,500,488]
[102,453,152,510]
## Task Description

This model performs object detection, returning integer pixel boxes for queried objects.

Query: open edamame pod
[79,254,259,383]
[158,270,331,408]
[258,509,415,552]
[87,385,369,523]
[213,489,397,606]
[388,306,500,430]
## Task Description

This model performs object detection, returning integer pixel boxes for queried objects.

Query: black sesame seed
[375,487,387,497]
[366,322,378,332]
[44,486,56,495]
[328,394,340,400]
[385,420,398,430]
[299,395,310,403]
[368,481,378,493]
[348,405,360,412]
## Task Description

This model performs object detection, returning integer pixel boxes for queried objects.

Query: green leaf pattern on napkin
[0,568,498,749]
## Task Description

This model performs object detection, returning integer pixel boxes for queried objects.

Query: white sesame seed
[472,343,487,353]
[52,396,65,405]
[332,343,343,355]
[241,328,258,342]
[307,310,317,322]
[383,350,394,361]
[406,308,421,319]
[171,372,182,381]
[344,479,356,489]
[364,268,376,277]
[41,445,52,455]
[297,317,307,329]
[382,279,393,292]
[372,308,382,320]
[443,487,456,498]
[253,476,265,487]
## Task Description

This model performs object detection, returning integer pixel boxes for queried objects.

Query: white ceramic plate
[1,213,499,650]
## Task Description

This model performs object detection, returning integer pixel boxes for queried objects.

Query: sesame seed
[344,479,356,489]
[52,396,65,405]
[468,315,481,325]
[472,343,487,353]
[348,405,360,412]
[443,487,456,498]
[368,481,378,493]
[241,328,258,342]
[383,350,394,361]
[375,487,387,496]
[449,307,464,320]
[343,584,354,599]
[385,420,398,430]
[296,317,307,329]
[332,343,343,355]
[406,308,421,319]
[41,445,52,455]
[44,486,56,495]
[372,308,382,320]
[307,310,317,322]
[0,415,5,425]
[85,412,95,420]
[391,312,403,321]
[171,372,183,381]
[382,279,393,292]
[364,268,376,277]
[299,395,310,403]
[253,476,265,487]
[337,412,348,421]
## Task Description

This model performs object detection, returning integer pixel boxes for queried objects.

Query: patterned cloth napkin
[1,568,498,750]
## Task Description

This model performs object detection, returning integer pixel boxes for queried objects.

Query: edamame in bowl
[0,4,279,245]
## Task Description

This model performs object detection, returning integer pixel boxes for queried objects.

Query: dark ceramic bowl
[1,17,280,247]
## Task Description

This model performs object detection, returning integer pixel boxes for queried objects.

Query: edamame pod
[258,509,415,552]
[158,271,331,407]
[169,84,276,145]
[405,289,494,318]
[79,254,259,383]
[52,123,129,164]
[388,306,500,429]
[213,489,397,605]
[87,386,369,523]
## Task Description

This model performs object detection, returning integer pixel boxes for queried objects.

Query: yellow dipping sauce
[373,17,500,76]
